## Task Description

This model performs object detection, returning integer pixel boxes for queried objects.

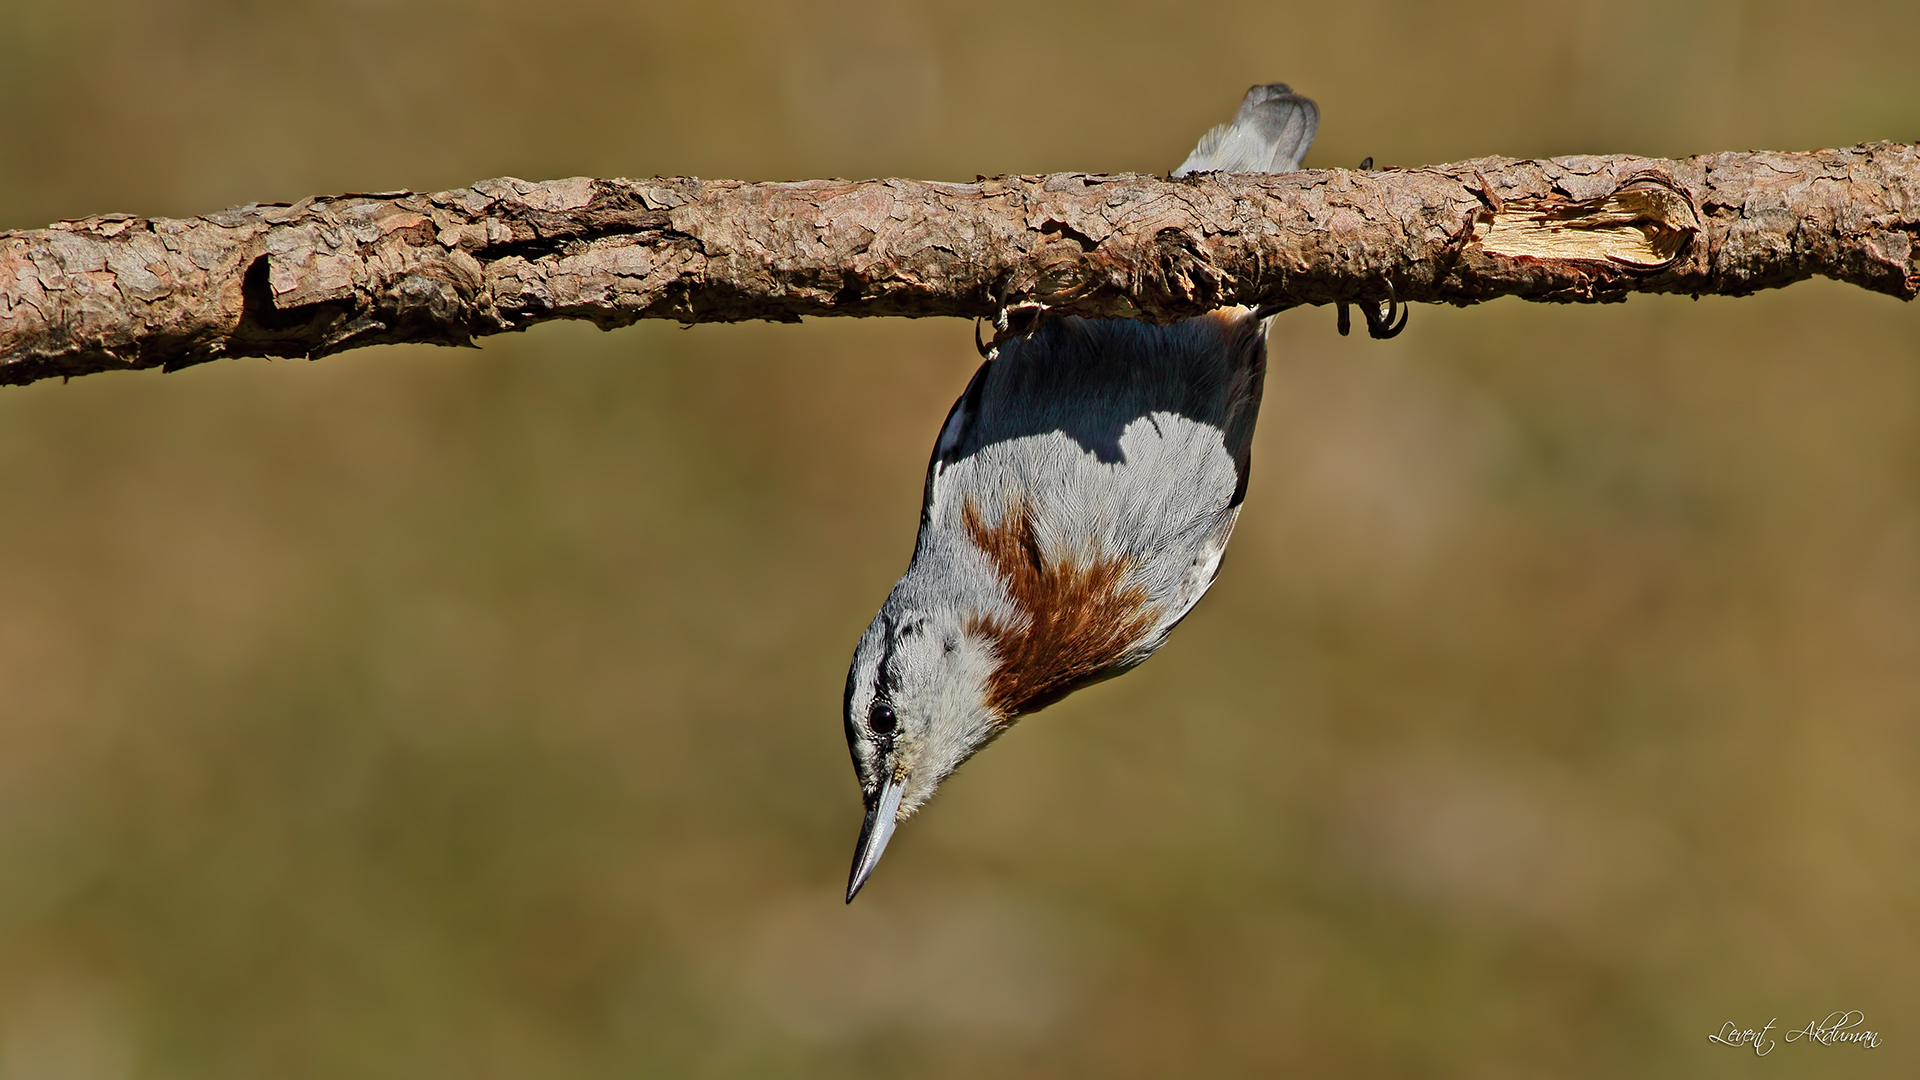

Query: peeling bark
[2,144,1917,386]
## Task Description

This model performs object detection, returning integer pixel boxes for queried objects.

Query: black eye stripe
[872,614,901,700]
[859,612,909,740]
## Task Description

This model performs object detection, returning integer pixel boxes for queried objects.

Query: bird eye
[868,702,897,736]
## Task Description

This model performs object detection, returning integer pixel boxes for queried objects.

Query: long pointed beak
[845,776,906,903]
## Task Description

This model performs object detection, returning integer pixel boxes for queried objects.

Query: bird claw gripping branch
[1337,277,1410,339]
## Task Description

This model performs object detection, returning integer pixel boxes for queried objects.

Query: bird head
[842,599,1006,902]
[842,496,1162,901]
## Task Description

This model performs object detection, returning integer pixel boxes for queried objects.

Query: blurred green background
[2,0,1917,1076]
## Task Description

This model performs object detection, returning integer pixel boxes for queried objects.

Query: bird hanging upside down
[842,85,1326,901]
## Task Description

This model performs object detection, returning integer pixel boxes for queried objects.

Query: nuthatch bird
[843,85,1321,901]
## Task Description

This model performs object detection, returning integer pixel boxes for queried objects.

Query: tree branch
[3,144,1917,386]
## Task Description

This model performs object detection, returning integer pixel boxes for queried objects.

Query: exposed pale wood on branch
[2,144,1916,386]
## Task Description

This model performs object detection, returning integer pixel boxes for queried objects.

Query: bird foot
[1336,278,1408,340]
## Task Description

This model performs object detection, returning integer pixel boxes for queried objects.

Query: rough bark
[2,144,1916,386]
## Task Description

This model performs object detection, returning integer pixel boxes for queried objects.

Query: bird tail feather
[1171,83,1319,176]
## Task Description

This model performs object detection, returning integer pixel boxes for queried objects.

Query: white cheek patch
[890,634,1003,816]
